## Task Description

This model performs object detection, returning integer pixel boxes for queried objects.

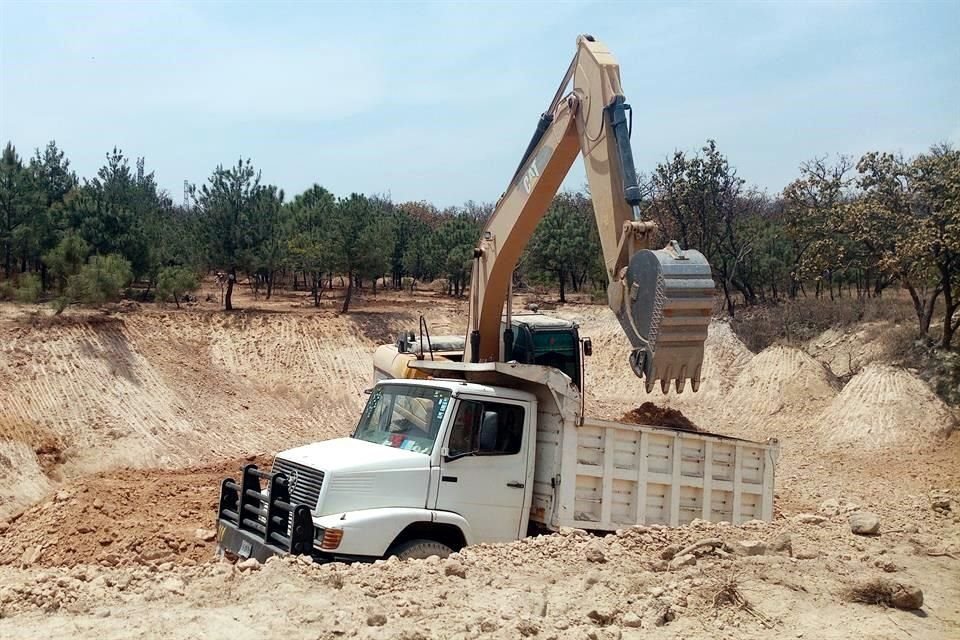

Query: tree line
[0,138,957,347]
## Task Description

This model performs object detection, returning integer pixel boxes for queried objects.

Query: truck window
[353,385,451,454]
[448,400,524,457]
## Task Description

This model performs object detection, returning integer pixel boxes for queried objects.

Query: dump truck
[215,34,779,562]
[216,358,778,562]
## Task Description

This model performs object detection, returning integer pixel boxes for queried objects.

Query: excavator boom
[464,35,714,393]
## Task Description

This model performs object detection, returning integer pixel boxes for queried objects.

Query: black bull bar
[217,464,314,561]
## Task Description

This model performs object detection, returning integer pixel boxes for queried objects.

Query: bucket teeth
[675,377,686,393]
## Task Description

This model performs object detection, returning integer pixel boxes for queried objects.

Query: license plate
[239,540,252,559]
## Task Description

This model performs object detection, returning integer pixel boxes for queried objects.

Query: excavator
[375,35,714,394]
[211,37,777,564]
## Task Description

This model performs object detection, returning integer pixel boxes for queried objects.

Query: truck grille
[271,458,325,511]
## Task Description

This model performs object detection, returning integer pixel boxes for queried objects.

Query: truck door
[436,397,530,542]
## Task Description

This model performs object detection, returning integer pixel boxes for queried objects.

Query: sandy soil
[0,283,958,638]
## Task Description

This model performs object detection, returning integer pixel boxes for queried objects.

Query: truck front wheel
[389,539,453,560]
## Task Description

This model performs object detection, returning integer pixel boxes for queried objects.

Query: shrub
[59,254,132,311]
[156,266,199,308]
[44,233,90,293]
[0,280,13,301]
[14,273,41,303]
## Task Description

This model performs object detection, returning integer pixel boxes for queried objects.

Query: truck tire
[389,538,453,560]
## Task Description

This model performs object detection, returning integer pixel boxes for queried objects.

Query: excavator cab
[503,314,585,390]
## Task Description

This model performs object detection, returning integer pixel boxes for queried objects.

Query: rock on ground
[849,512,881,536]
[891,584,924,610]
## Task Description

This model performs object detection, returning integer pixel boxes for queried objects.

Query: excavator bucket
[615,242,714,393]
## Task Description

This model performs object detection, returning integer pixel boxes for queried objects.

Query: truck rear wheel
[389,538,453,560]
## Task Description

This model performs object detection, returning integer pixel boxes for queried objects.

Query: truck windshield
[352,384,451,455]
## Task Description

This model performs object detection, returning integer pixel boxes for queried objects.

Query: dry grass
[710,574,775,628]
[729,295,915,353]
[842,577,895,607]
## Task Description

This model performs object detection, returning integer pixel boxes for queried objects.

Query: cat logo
[217,523,226,542]
[520,145,553,195]
[288,469,300,493]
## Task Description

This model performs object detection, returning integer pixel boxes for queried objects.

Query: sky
[1,1,958,207]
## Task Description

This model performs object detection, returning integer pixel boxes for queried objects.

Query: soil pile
[818,364,957,449]
[0,308,429,519]
[723,346,839,435]
[0,456,270,569]
[620,402,701,432]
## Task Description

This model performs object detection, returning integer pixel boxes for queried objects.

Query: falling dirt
[620,402,701,432]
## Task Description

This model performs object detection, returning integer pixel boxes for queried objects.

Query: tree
[285,185,340,306]
[51,149,157,283]
[911,145,960,347]
[244,185,286,299]
[782,156,859,298]
[335,193,393,313]
[849,146,959,347]
[197,159,268,310]
[156,266,199,308]
[44,232,90,296]
[427,215,479,297]
[0,142,29,278]
[527,192,599,302]
[22,141,77,287]
[648,140,754,315]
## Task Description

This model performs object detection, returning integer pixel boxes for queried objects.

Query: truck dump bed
[532,417,779,531]
[406,359,780,532]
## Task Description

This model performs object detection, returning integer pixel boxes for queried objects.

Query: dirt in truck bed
[620,402,702,432]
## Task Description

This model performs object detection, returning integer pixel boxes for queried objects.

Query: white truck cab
[217,378,542,561]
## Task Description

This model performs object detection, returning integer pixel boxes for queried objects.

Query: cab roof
[510,313,577,329]
[374,378,537,404]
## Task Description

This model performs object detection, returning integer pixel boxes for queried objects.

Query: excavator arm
[464,35,715,393]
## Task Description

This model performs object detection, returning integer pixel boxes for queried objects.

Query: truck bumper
[216,464,315,561]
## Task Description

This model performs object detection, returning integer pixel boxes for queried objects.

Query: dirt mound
[806,321,897,378]
[0,456,269,569]
[0,417,67,521]
[621,402,701,432]
[723,345,839,433]
[818,364,957,449]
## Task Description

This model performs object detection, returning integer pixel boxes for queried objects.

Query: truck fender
[430,510,474,547]
[312,508,469,558]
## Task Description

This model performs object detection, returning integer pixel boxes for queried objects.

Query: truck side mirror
[582,338,593,357]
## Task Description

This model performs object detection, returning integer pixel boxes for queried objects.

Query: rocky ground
[2,504,958,639]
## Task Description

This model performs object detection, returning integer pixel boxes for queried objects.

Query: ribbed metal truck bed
[531,417,779,531]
